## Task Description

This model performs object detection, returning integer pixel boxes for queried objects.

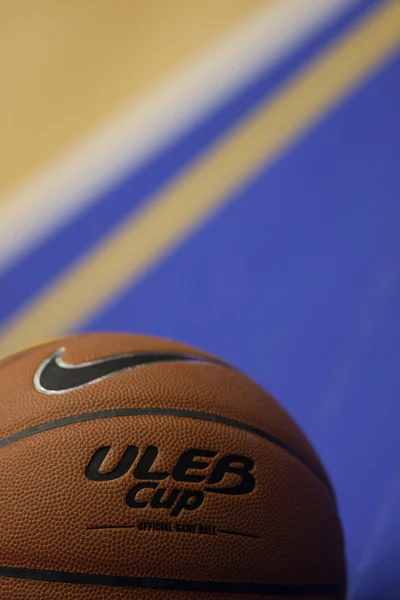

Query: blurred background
[0,0,399,597]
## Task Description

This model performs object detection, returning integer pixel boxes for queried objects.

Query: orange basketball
[0,332,346,599]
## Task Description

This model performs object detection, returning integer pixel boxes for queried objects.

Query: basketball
[0,332,346,599]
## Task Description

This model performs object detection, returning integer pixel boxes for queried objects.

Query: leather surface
[0,333,346,598]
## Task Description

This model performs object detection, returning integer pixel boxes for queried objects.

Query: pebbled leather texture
[0,332,346,599]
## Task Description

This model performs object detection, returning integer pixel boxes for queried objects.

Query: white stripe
[0,0,362,272]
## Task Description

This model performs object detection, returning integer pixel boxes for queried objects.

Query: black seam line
[0,567,343,596]
[0,407,331,496]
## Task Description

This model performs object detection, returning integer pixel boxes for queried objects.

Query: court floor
[0,1,399,597]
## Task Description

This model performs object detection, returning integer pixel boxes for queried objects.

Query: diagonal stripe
[0,0,265,200]
[0,0,376,330]
[0,0,399,360]
[0,0,364,272]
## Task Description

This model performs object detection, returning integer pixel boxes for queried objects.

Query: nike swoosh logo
[34,347,224,394]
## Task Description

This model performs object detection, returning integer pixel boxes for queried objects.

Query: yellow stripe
[0,0,399,359]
